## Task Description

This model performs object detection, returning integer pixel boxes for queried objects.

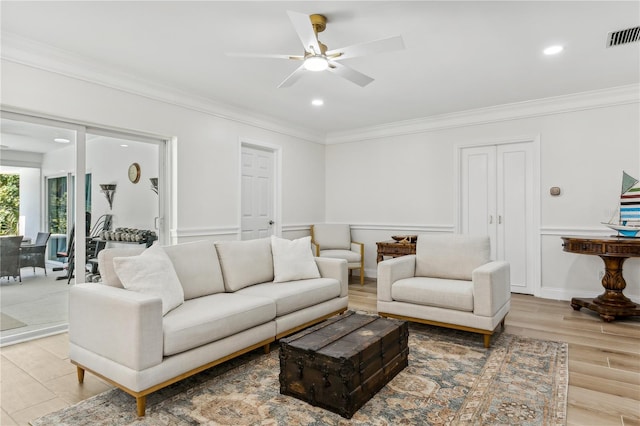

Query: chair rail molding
[349,223,454,233]
[540,226,615,237]
[171,226,239,239]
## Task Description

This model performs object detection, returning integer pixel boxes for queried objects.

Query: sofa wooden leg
[136,396,146,417]
[76,366,85,384]
[483,334,491,348]
[263,342,271,354]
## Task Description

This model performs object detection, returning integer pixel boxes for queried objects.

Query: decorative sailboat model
[603,171,640,237]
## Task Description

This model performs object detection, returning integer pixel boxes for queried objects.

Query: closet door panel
[461,146,497,260]
[498,143,533,293]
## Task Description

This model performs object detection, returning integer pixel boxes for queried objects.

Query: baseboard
[0,324,68,347]
[538,286,640,304]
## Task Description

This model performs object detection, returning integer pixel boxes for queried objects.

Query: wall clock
[128,162,141,184]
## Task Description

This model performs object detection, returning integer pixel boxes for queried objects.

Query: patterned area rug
[32,324,567,425]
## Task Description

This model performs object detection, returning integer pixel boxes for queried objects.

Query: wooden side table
[376,241,416,262]
[561,235,640,321]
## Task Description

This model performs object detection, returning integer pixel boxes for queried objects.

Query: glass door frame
[2,110,172,283]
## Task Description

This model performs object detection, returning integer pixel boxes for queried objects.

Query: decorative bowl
[391,235,417,243]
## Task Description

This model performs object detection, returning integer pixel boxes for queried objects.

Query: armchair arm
[350,241,364,255]
[314,257,349,297]
[377,255,416,302]
[472,261,510,317]
[69,284,164,371]
[311,242,320,257]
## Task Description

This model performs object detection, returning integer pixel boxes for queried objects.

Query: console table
[376,241,416,263]
[561,236,640,321]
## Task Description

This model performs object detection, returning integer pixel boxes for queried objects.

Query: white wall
[3,59,638,303]
[325,101,640,301]
[1,60,326,243]
[86,136,159,231]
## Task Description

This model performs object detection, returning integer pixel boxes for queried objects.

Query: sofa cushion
[98,247,146,288]
[415,234,490,281]
[113,245,184,315]
[162,293,275,356]
[392,277,474,312]
[215,238,274,292]
[163,240,225,299]
[271,235,320,283]
[236,278,340,316]
[313,224,351,250]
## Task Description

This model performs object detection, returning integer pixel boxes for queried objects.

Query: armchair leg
[360,267,364,285]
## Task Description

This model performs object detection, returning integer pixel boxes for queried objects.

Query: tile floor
[1,332,112,425]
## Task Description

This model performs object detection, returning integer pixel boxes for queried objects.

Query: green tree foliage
[0,174,20,235]
[48,177,67,234]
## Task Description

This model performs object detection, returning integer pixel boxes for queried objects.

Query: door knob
[268,220,275,225]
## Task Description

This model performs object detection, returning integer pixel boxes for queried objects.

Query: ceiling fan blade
[226,52,303,60]
[287,10,321,54]
[278,64,306,88]
[326,35,405,60]
[327,61,374,87]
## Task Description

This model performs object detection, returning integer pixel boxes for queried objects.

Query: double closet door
[459,141,536,294]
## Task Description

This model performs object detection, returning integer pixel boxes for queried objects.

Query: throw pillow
[215,238,274,291]
[271,235,321,283]
[113,244,185,315]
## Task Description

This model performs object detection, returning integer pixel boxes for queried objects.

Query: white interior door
[460,141,536,294]
[241,145,275,240]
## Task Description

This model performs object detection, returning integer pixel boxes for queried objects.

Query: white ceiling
[2,1,639,139]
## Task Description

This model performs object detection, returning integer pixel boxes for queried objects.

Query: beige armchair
[310,224,365,285]
[377,234,510,347]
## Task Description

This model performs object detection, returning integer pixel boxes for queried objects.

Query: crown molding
[4,32,638,147]
[1,32,325,145]
[325,84,640,144]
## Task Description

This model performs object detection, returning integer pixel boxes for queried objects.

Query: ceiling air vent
[607,26,640,47]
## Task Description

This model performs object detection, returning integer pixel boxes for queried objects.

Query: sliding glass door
[1,110,169,345]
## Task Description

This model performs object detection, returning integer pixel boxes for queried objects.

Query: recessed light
[120,144,129,147]
[53,138,70,144]
[543,45,563,55]
[311,99,324,106]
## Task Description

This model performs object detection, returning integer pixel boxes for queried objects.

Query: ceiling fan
[227,11,405,88]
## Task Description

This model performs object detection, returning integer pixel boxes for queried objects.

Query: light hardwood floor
[1,278,639,425]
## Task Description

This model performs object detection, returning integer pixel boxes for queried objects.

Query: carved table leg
[571,255,640,321]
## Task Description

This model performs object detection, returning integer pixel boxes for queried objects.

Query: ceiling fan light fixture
[304,55,328,71]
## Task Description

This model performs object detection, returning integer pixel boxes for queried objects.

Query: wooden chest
[279,311,409,418]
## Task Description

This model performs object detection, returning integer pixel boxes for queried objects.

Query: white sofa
[69,237,348,416]
[377,234,510,348]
